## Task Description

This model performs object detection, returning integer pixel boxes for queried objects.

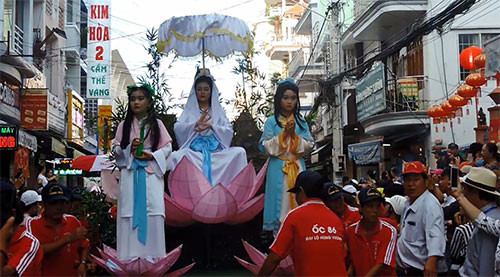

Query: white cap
[385,195,407,216]
[343,185,358,195]
[21,190,42,206]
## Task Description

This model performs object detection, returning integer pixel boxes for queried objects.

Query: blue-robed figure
[258,78,314,232]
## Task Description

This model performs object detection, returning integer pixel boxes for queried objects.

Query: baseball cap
[41,184,69,203]
[343,184,358,195]
[385,195,407,216]
[20,190,42,206]
[71,186,83,200]
[358,187,385,206]
[402,161,426,175]
[287,170,325,197]
[321,183,343,200]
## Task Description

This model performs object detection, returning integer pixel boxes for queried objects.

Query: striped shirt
[449,222,474,270]
[7,226,43,276]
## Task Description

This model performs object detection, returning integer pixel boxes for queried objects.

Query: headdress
[277,77,296,86]
[126,82,155,96]
[195,68,213,80]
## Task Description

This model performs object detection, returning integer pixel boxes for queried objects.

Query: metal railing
[385,75,426,113]
[12,24,24,55]
[58,5,65,29]
[46,0,54,16]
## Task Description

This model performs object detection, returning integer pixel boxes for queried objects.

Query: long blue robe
[258,115,313,231]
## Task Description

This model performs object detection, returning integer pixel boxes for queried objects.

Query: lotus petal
[248,159,269,201]
[226,161,256,205]
[163,244,183,267]
[124,257,154,275]
[168,157,211,210]
[234,256,260,275]
[91,255,127,276]
[192,184,238,224]
[103,244,118,257]
[241,240,266,266]
[166,262,196,277]
[225,194,264,225]
[164,193,195,226]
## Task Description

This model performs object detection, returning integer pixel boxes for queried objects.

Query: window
[66,0,73,24]
[458,33,499,80]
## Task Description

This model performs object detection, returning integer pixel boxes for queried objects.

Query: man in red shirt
[27,183,89,276]
[0,179,43,276]
[258,171,347,276]
[346,187,398,276]
[322,183,361,228]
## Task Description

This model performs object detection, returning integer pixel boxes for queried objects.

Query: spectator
[19,190,41,225]
[36,165,48,190]
[0,179,43,276]
[45,170,58,185]
[454,167,500,276]
[448,143,464,165]
[466,142,483,166]
[70,187,88,227]
[448,208,474,274]
[396,161,447,276]
[321,183,361,228]
[342,176,351,187]
[27,183,90,276]
[433,168,456,207]
[480,142,500,171]
[346,187,397,276]
[384,195,407,226]
[258,171,347,276]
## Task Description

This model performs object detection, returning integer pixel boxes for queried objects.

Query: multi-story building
[316,0,500,179]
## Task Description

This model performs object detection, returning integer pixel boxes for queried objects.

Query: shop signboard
[87,0,111,99]
[51,138,66,156]
[18,130,37,152]
[67,89,85,146]
[98,105,112,150]
[20,89,48,130]
[53,158,83,175]
[356,63,385,121]
[347,140,381,165]
[0,124,18,150]
[0,83,20,121]
[48,92,66,135]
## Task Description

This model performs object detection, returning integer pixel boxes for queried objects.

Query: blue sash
[190,134,219,185]
[132,158,148,244]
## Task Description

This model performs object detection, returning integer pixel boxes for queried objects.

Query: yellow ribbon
[278,114,300,210]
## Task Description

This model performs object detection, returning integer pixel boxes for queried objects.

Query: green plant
[81,189,116,249]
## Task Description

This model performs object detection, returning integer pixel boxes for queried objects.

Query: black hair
[38,164,45,173]
[273,82,305,130]
[469,142,483,158]
[120,87,160,151]
[441,168,451,178]
[195,76,213,92]
[484,143,500,161]
[477,188,498,202]
[342,176,350,184]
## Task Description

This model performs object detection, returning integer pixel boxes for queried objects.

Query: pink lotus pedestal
[235,240,294,276]
[164,157,268,226]
[91,244,195,276]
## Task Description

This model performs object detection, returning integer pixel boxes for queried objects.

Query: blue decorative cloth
[258,115,312,231]
[190,134,220,185]
[132,158,148,244]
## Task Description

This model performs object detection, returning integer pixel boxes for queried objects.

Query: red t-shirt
[345,219,397,276]
[27,214,89,276]
[270,199,347,276]
[341,203,361,228]
[7,225,43,276]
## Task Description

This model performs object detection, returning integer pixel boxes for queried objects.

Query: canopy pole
[202,37,206,68]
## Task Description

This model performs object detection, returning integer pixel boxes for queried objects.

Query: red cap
[402,161,426,174]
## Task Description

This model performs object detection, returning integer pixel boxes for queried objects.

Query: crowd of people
[258,140,500,276]
[0,181,91,276]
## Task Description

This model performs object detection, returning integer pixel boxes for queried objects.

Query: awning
[347,140,382,165]
[0,55,37,78]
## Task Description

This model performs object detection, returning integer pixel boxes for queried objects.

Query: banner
[14,146,29,179]
[98,105,112,150]
[347,140,381,165]
[398,78,418,98]
[87,0,111,98]
[356,63,385,121]
[67,89,85,146]
[20,89,48,130]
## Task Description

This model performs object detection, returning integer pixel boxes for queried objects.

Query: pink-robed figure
[112,84,173,260]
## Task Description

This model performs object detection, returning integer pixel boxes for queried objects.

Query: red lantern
[442,100,455,114]
[457,85,478,98]
[460,46,483,70]
[474,53,486,69]
[465,73,487,87]
[449,94,468,107]
[427,106,436,117]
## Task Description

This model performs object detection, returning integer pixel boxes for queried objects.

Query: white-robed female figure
[168,68,247,186]
[112,83,173,260]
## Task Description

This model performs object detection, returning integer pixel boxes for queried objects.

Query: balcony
[265,34,309,60]
[349,0,427,42]
[359,75,429,137]
[289,48,323,92]
[12,24,24,55]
